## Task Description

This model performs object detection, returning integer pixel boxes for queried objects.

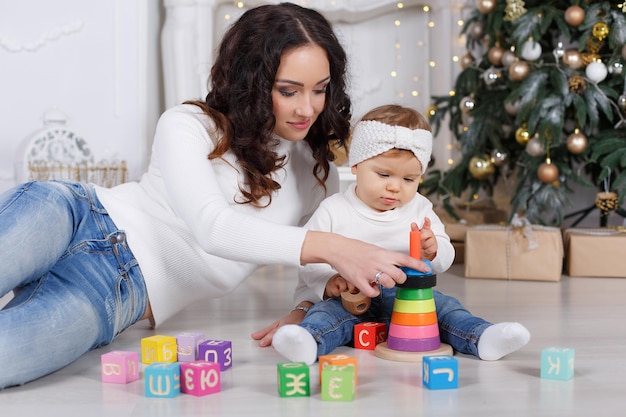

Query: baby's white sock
[273,324,318,365]
[477,322,530,361]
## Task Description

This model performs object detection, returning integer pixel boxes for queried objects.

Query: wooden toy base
[374,342,453,362]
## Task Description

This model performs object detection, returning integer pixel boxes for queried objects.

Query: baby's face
[351,149,422,212]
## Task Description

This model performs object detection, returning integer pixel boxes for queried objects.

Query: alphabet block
[180,361,221,396]
[321,365,355,401]
[141,335,177,364]
[101,350,139,384]
[277,362,310,397]
[354,322,386,351]
[318,354,358,384]
[422,355,458,390]
[541,347,575,380]
[198,339,233,371]
[176,332,206,362]
[144,363,181,398]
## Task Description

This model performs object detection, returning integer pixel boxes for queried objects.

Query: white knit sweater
[294,182,454,304]
[95,104,338,326]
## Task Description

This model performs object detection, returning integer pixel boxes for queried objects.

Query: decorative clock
[15,108,126,187]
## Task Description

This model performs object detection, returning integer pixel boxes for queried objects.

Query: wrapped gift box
[564,228,626,277]
[445,223,467,242]
[464,225,563,281]
[436,204,507,265]
[445,223,467,264]
[435,206,508,228]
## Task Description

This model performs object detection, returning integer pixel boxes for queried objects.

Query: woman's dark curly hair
[187,2,351,207]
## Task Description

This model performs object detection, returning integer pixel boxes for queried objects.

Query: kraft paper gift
[564,228,626,278]
[464,224,563,281]
[445,223,468,242]
[445,223,467,264]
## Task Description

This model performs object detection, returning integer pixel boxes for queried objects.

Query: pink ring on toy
[388,323,439,339]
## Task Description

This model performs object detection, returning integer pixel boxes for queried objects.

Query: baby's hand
[416,218,438,261]
[325,274,354,299]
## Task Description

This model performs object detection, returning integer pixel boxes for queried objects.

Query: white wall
[1,0,463,194]
[0,0,162,193]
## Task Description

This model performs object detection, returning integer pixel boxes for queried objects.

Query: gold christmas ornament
[568,75,587,94]
[595,191,619,215]
[503,0,527,22]
[460,52,475,69]
[564,5,585,27]
[537,162,559,183]
[426,105,437,120]
[515,124,531,144]
[563,50,583,69]
[566,129,588,154]
[477,0,497,14]
[580,52,598,67]
[468,155,495,180]
[488,46,505,66]
[592,22,610,41]
[509,60,530,81]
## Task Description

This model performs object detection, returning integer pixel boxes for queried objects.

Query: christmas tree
[424,0,626,226]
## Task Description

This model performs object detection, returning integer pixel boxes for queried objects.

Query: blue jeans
[300,287,492,358]
[0,181,148,389]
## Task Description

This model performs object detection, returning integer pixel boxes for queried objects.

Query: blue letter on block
[541,347,575,380]
[423,355,458,390]
[145,363,181,398]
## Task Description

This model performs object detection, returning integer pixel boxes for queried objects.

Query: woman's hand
[251,303,312,347]
[301,231,430,298]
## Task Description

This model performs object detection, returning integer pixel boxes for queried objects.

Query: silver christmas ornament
[490,149,508,166]
[483,67,501,85]
[618,94,626,111]
[504,99,522,115]
[554,42,565,59]
[460,96,476,113]
[525,137,545,157]
[501,50,516,67]
[609,61,624,75]
[521,40,542,61]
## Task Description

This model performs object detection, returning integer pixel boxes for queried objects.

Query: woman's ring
[374,271,383,285]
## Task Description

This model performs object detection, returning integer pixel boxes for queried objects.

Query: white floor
[1,263,625,416]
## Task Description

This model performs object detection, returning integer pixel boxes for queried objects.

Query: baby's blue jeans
[301,287,492,358]
[0,180,148,389]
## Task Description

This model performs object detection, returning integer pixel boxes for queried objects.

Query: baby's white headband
[348,120,433,174]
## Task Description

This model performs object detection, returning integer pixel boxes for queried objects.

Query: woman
[0,3,427,389]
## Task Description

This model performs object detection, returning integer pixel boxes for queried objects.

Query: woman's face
[272,45,330,141]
